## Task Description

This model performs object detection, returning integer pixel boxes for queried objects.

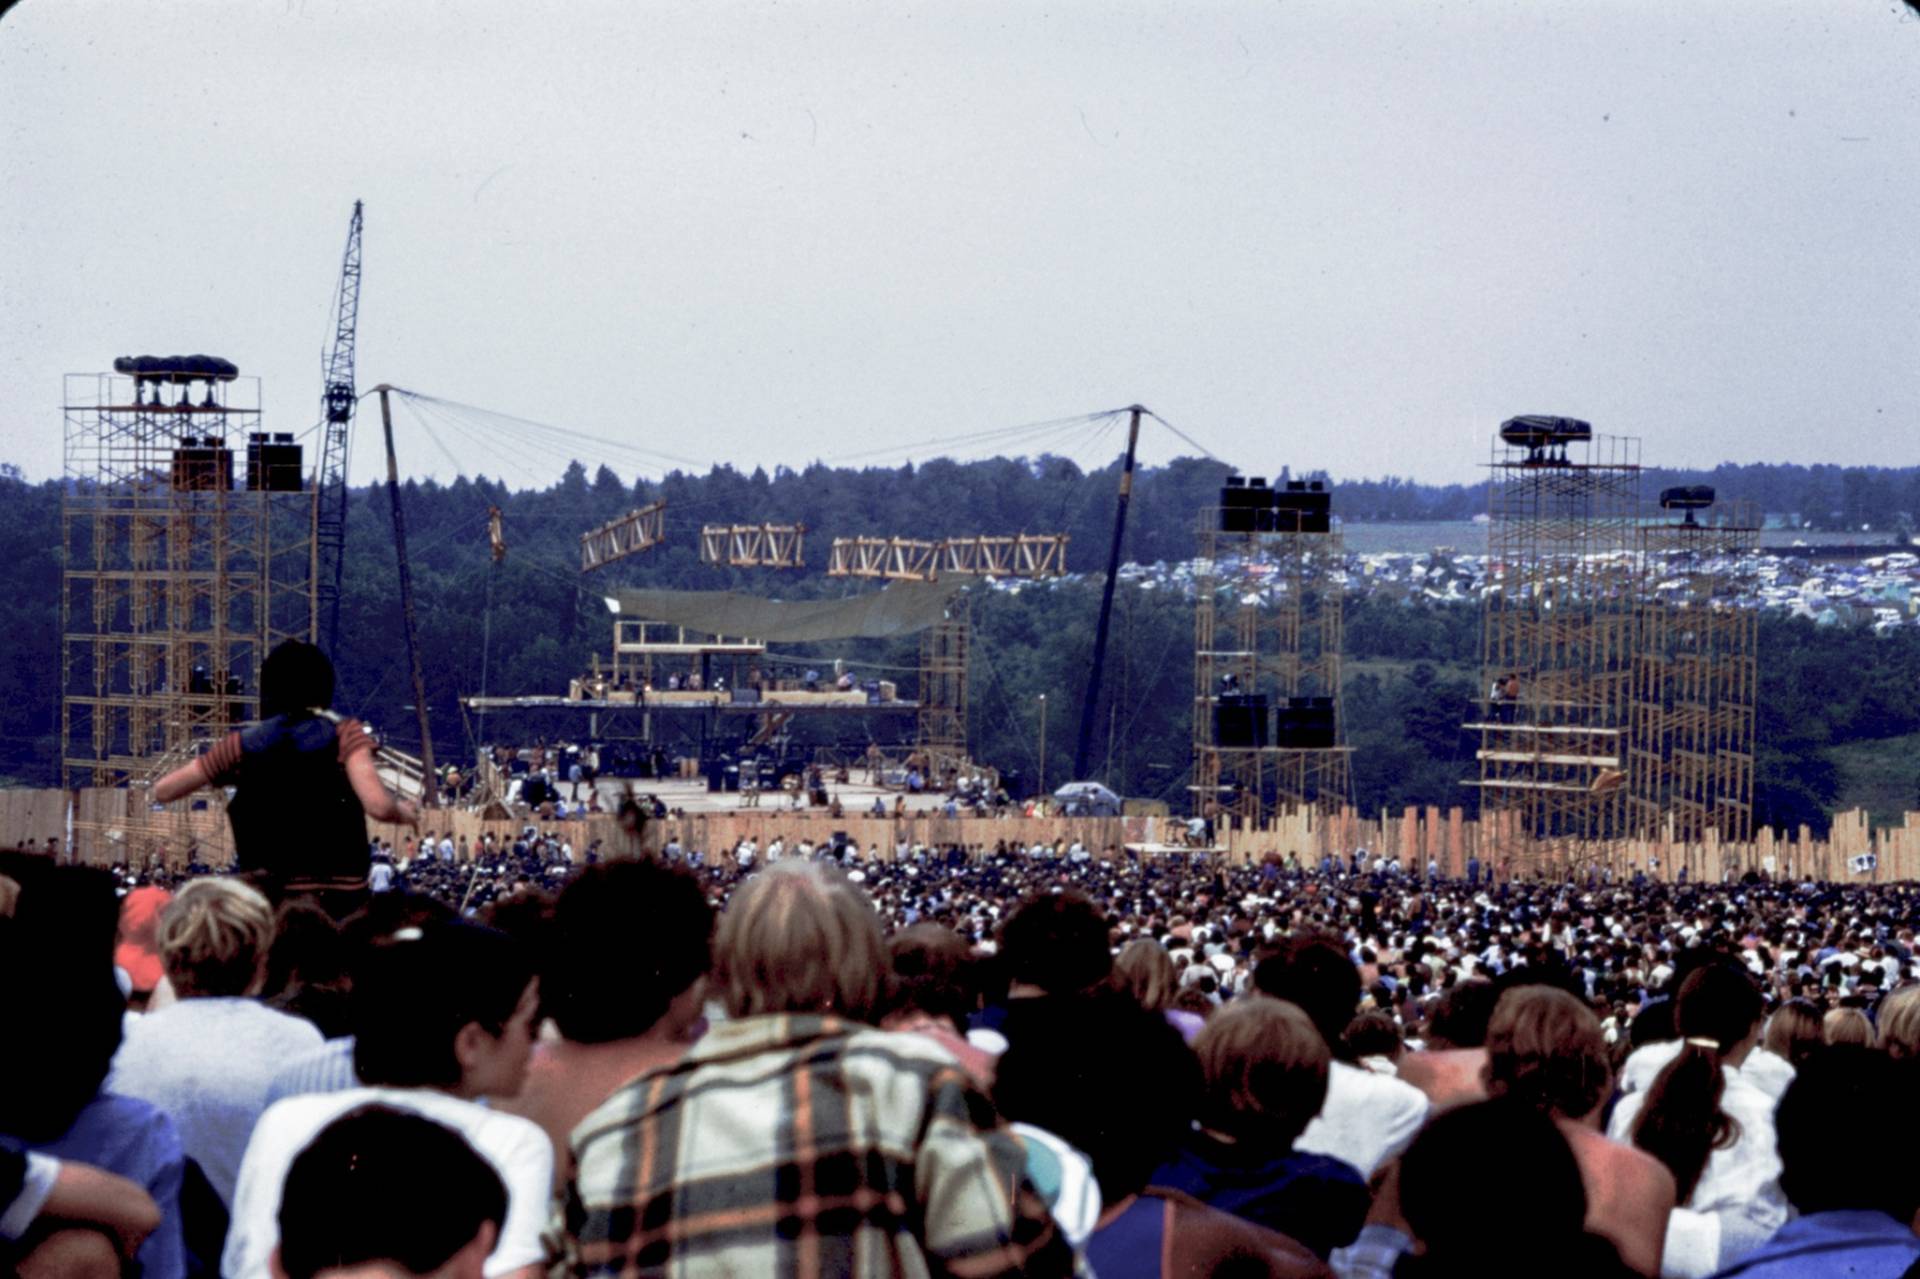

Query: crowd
[8,837,1920,1278]
[11,641,1920,1278]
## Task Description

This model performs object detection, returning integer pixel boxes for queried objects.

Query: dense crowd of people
[11,643,1920,1277]
[10,836,1920,1277]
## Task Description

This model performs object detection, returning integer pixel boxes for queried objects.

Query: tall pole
[1073,404,1143,783]
[1037,694,1048,797]
[479,559,496,751]
[377,386,437,806]
[479,505,504,753]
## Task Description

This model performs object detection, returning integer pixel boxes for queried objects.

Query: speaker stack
[1274,480,1331,533]
[171,437,234,491]
[1219,476,1277,532]
[245,433,306,492]
[1214,693,1270,748]
[1274,696,1336,748]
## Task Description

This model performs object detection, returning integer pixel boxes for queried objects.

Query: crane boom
[314,200,364,655]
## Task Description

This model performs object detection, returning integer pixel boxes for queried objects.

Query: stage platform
[566,775,966,816]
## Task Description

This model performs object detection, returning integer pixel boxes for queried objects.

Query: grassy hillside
[1832,732,1920,828]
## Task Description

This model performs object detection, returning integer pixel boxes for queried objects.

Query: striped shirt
[196,716,373,787]
[562,1013,1080,1278]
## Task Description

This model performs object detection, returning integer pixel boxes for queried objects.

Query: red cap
[114,885,172,993]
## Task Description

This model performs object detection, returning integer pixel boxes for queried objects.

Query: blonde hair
[158,877,275,997]
[1114,939,1178,1011]
[1877,986,1920,1059]
[1823,1007,1874,1047]
[1763,999,1824,1070]
[714,861,885,1023]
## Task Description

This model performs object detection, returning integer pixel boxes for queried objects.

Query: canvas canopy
[607,578,963,643]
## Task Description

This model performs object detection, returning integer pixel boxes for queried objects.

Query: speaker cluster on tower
[1219,476,1331,533]
[1213,694,1336,749]
[1214,693,1269,748]
[1276,696,1336,749]
[245,433,306,493]
[171,437,234,491]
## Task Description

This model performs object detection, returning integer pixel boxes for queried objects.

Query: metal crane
[314,200,364,654]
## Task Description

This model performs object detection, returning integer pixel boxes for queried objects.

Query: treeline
[1,456,1917,832]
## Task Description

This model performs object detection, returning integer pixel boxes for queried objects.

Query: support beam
[580,502,667,571]
[699,522,807,569]
[826,532,1068,581]
[377,385,437,805]
[1074,405,1143,784]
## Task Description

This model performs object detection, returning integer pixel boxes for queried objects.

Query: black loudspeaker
[245,434,304,492]
[1219,475,1275,533]
[172,438,233,491]
[1214,693,1269,748]
[1274,480,1332,533]
[1275,696,1336,748]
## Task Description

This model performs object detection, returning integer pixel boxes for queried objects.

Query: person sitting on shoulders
[153,641,417,917]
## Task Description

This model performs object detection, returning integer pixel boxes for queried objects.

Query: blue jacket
[1710,1210,1920,1279]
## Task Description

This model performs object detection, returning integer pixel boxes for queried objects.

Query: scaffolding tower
[1470,422,1641,875]
[60,363,317,845]
[1628,497,1760,856]
[1191,480,1349,824]
[915,592,970,783]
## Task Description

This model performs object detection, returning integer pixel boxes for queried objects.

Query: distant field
[1335,521,1896,556]
[1831,733,1920,828]
[1345,657,1476,683]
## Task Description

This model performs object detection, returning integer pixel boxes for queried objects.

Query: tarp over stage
[607,578,963,642]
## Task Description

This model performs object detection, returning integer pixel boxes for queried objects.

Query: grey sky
[3,0,1917,490]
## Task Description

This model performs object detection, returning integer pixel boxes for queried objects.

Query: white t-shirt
[1607,1067,1787,1278]
[1295,1059,1430,1177]
[222,1086,553,1279]
[108,998,324,1207]
[1738,1047,1796,1102]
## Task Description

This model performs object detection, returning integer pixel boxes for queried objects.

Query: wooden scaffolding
[1470,428,1641,875]
[1628,501,1760,857]
[59,363,316,862]
[1191,485,1349,824]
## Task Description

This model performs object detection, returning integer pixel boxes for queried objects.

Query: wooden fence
[1216,805,1920,884]
[2,788,1917,883]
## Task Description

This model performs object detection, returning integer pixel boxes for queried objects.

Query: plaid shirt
[560,1013,1079,1279]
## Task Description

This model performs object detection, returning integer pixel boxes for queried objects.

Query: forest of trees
[0,455,1915,833]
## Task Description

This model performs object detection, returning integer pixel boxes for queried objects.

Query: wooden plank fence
[2,789,1916,882]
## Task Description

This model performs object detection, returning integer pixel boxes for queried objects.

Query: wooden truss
[699,523,806,569]
[579,501,666,572]
[828,536,942,581]
[826,533,1068,581]
[941,534,1070,579]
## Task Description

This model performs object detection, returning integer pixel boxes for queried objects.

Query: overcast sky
[3,0,1917,491]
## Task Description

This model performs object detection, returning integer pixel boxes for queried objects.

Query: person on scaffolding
[1490,672,1522,724]
[153,639,419,918]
